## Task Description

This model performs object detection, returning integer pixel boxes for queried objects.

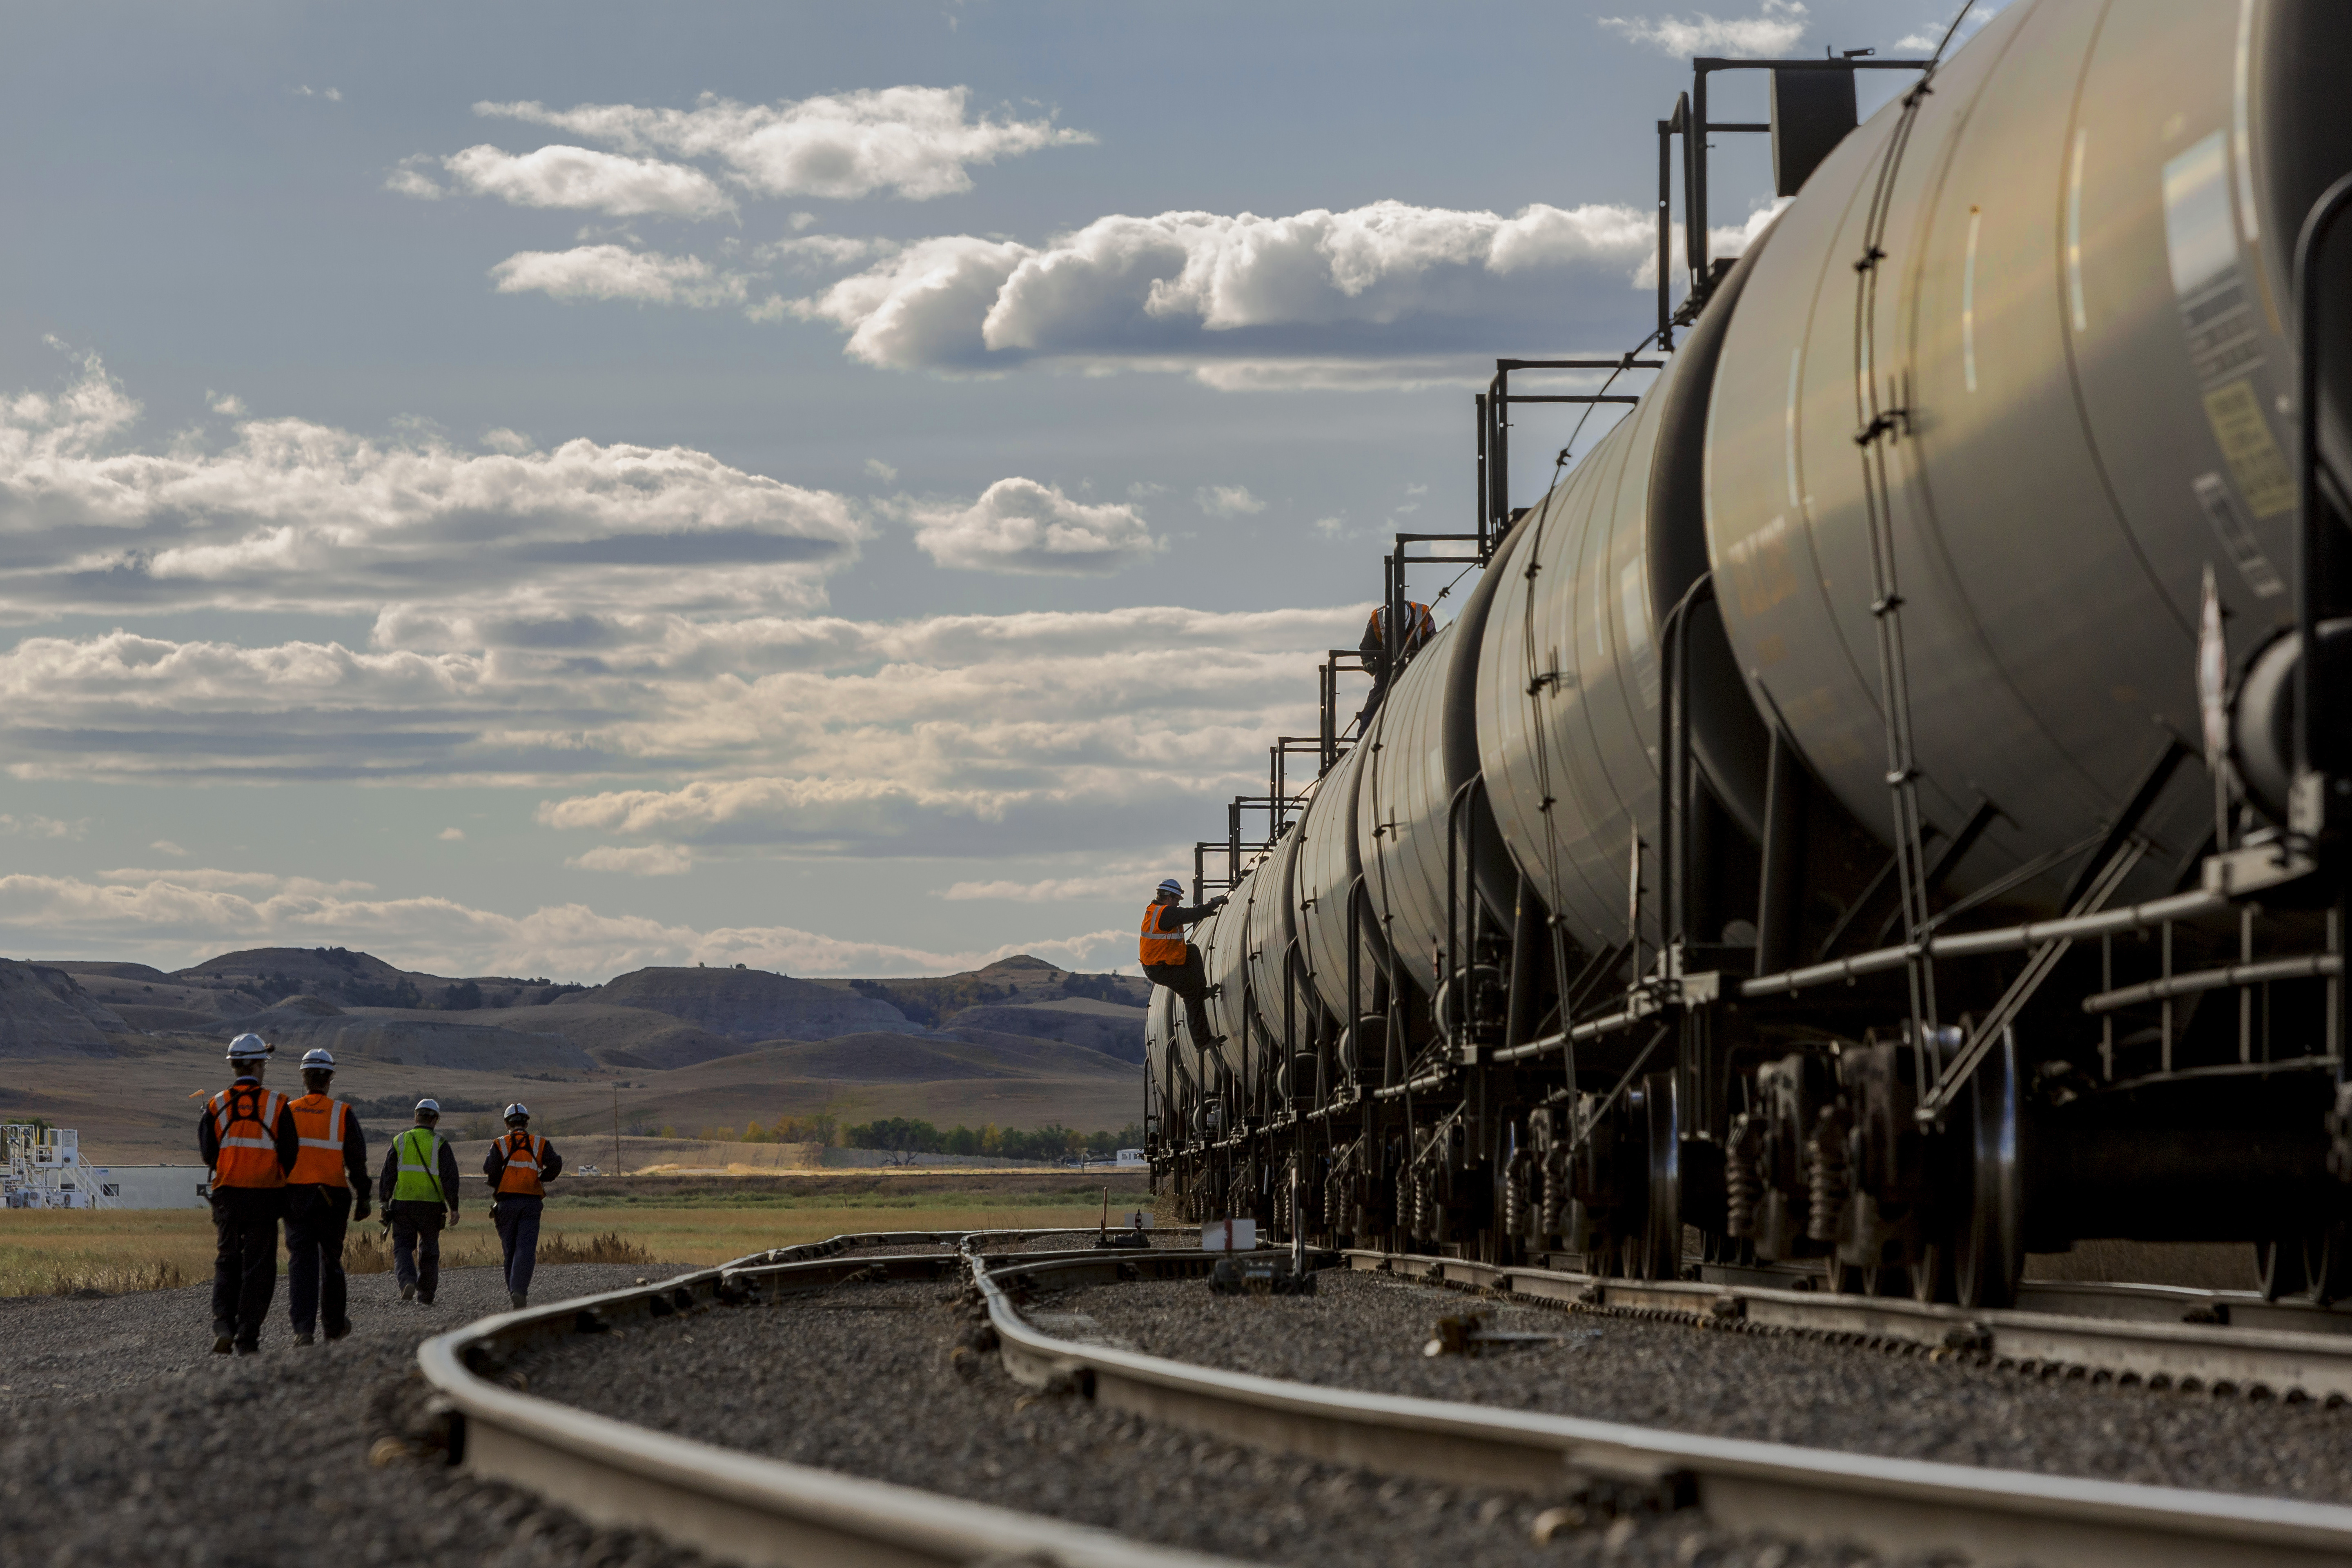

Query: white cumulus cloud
[785,199,1675,385]
[474,86,1091,201]
[1598,0,1808,56]
[1196,485,1265,517]
[566,842,693,875]
[0,351,862,622]
[489,243,750,307]
[905,477,1161,575]
[438,143,735,218]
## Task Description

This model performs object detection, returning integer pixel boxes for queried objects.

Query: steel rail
[972,1246,2352,1566]
[1350,1250,2352,1400]
[416,1229,1238,1568]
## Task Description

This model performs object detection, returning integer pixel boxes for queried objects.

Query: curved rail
[1350,1249,2352,1402]
[415,1229,1238,1568]
[972,1247,2352,1566]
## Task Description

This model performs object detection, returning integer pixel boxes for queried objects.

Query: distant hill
[0,960,127,1058]
[941,998,1146,1063]
[559,967,920,1044]
[819,955,1148,1027]
[168,946,586,1012]
[741,1027,1140,1083]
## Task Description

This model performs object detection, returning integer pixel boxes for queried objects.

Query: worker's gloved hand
[447,1211,460,1227]
[352,1198,370,1222]
[1211,895,1229,911]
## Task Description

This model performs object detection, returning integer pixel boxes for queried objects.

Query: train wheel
[1829,1254,1912,1297]
[1952,1026,2023,1310]
[1626,1072,1683,1282]
[1908,1241,1955,1304]
[2258,1237,2311,1301]
[2303,1223,2352,1305]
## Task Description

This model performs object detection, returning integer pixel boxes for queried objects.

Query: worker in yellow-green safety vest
[375,1099,462,1305]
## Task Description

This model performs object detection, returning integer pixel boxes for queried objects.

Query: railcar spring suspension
[1501,1150,1530,1239]
[1807,1107,1853,1244]
[1726,1113,1764,1240]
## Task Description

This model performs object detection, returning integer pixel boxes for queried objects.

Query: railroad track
[976,1247,2352,1568]
[417,1230,2352,1567]
[413,1229,1242,1568]
[1350,1249,2352,1404]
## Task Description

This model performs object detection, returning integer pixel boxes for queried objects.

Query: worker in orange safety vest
[483,1103,564,1309]
[282,1047,370,1345]
[1356,598,1436,728]
[1140,877,1227,1054]
[196,1033,298,1354]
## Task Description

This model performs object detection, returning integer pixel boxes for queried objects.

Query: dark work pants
[389,1201,446,1298]
[209,1187,283,1348]
[1144,951,1216,1048]
[493,1196,543,1297]
[284,1185,352,1335]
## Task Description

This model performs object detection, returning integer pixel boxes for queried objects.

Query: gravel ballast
[519,1270,1898,1566]
[0,1261,717,1568]
[1056,1268,2352,1503]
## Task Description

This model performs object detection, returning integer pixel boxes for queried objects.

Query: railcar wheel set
[1148,0,2352,1314]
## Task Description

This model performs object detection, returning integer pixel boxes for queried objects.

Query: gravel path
[1058,1268,2352,1503]
[0,1261,716,1568]
[519,1272,1890,1566]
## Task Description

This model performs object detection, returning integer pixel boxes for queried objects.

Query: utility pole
[612,1083,621,1176]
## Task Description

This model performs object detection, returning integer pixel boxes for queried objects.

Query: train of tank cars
[1146,0,2352,1313]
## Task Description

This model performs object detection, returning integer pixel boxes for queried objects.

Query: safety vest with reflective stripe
[393,1126,449,1204]
[208,1083,287,1189]
[286,1094,349,1187]
[494,1130,546,1196]
[1139,902,1191,967]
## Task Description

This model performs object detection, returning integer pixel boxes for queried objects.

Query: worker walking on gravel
[197,1033,298,1355]
[483,1103,564,1309]
[377,1099,461,1305]
[1139,878,1227,1051]
[282,1048,370,1345]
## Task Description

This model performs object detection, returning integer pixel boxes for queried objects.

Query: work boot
[508,1290,528,1310]
[417,1291,434,1305]
[292,1332,315,1346]
[325,1320,352,1342]
[399,1282,416,1302]
[233,1340,259,1356]
[211,1322,234,1355]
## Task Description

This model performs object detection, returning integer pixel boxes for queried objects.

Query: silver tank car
[1145,0,2352,1310]
[1706,0,2352,914]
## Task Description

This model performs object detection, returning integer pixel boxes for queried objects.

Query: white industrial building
[3,1125,209,1209]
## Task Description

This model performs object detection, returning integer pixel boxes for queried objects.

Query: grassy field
[0,1173,1157,1296]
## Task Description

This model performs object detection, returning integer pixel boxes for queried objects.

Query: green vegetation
[841,1118,1145,1160]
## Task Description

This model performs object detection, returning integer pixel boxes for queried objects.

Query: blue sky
[0,0,1982,979]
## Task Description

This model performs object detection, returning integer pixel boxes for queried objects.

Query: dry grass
[340,1226,650,1274]
[0,1195,1116,1296]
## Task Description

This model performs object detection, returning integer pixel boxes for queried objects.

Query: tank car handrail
[2082,953,2343,1016]
[1740,888,2228,1000]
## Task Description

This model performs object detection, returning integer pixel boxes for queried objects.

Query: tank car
[1150,0,2352,1309]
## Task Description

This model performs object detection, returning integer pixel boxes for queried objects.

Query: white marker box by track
[1200,1217,1256,1251]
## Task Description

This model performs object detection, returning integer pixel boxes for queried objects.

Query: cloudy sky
[0,0,1982,981]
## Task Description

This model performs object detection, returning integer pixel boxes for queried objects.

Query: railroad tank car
[1149,0,2352,1304]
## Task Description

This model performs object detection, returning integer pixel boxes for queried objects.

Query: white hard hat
[298,1048,336,1071]
[503,1102,530,1122]
[225,1033,272,1062]
[414,1098,441,1115]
